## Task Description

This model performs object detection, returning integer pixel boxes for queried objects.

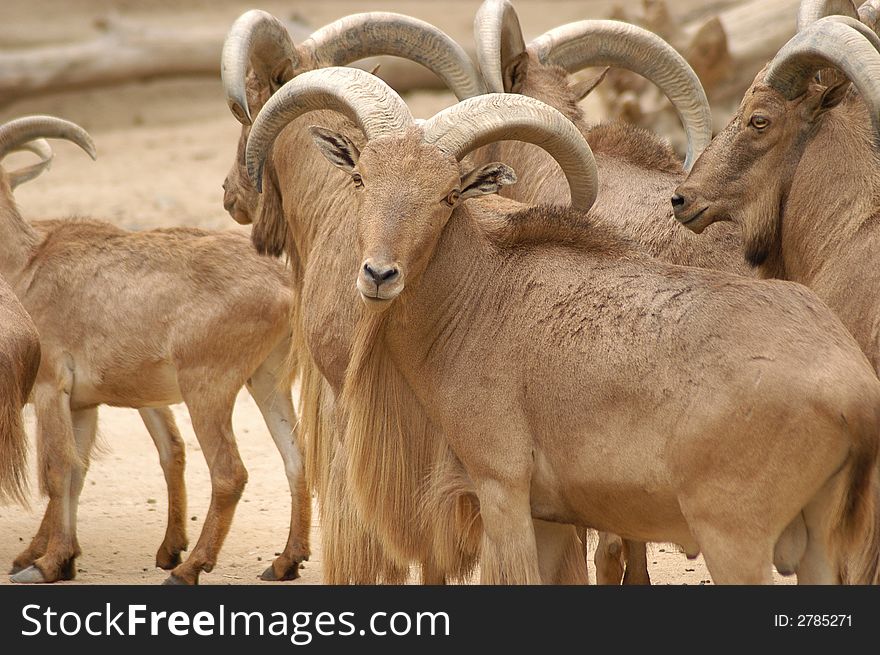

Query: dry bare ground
[0,0,789,585]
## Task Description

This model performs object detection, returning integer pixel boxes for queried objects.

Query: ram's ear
[308,126,360,173]
[503,51,530,93]
[269,58,295,92]
[570,67,609,101]
[460,162,517,200]
[807,78,850,122]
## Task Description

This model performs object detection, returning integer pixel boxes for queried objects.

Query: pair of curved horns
[222,10,487,125]
[0,116,96,189]
[473,0,712,170]
[245,67,597,212]
[766,17,880,137]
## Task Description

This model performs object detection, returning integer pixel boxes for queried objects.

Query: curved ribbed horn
[221,10,298,125]
[816,15,880,50]
[0,116,96,167]
[796,0,858,31]
[246,67,413,192]
[8,139,54,189]
[423,94,598,211]
[529,20,712,170]
[473,0,527,93]
[223,10,487,125]
[765,19,880,136]
[304,12,486,100]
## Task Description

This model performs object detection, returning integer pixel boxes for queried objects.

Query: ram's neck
[0,189,40,283]
[779,103,880,287]
[379,203,501,402]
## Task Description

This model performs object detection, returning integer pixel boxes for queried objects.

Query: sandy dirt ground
[0,0,789,585]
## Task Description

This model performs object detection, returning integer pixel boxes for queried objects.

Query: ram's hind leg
[796,470,850,585]
[688,520,774,584]
[593,533,651,585]
[246,351,310,582]
[164,383,246,585]
[12,395,96,583]
[139,407,188,570]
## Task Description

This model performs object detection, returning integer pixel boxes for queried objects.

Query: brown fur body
[341,155,880,583]
[1,170,309,584]
[675,75,880,583]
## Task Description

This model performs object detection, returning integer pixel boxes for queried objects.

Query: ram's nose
[222,180,236,212]
[362,261,400,285]
[357,258,404,307]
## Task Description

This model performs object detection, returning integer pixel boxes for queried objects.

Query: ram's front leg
[139,407,188,570]
[535,520,588,584]
[163,380,245,585]
[476,477,542,584]
[246,348,311,582]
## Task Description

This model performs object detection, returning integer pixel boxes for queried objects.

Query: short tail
[0,365,32,505]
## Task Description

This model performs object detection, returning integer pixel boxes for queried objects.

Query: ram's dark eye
[352,173,364,188]
[444,189,461,206]
[749,115,769,130]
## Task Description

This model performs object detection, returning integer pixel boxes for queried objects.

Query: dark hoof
[156,551,183,571]
[10,565,47,584]
[162,573,196,586]
[260,562,302,582]
[60,558,76,581]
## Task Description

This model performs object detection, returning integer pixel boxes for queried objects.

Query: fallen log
[0,15,459,108]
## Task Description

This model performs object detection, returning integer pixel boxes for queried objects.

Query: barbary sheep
[0,116,307,585]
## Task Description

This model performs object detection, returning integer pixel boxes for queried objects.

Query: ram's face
[308,127,461,310]
[223,125,258,225]
[307,125,518,311]
[673,74,848,267]
[351,134,462,309]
